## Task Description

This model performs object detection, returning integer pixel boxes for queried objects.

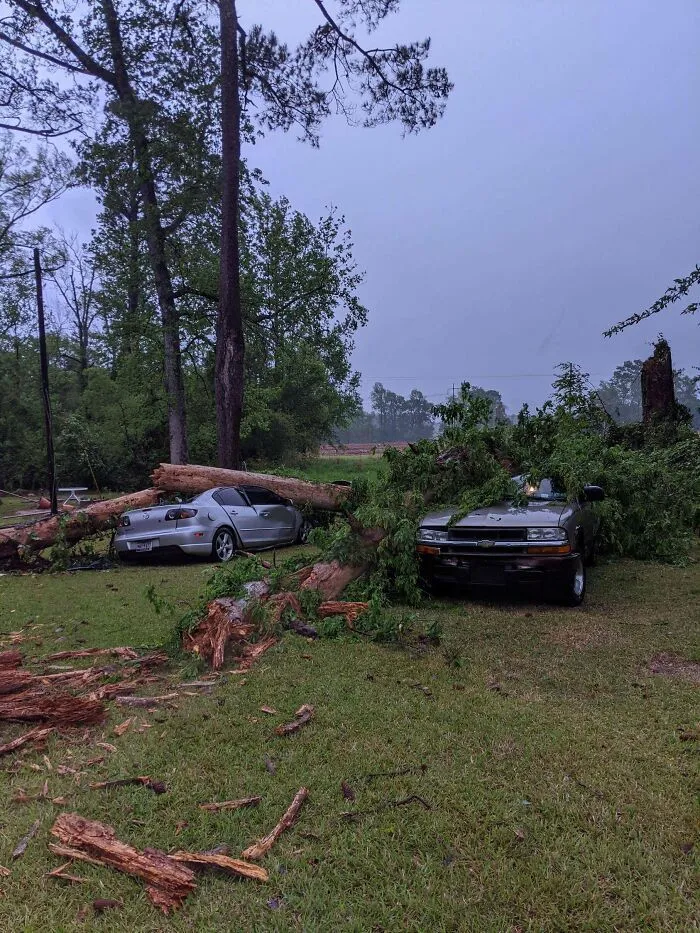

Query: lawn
[0,551,698,931]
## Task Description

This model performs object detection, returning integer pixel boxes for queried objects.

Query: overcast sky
[249,0,700,413]
[50,0,700,414]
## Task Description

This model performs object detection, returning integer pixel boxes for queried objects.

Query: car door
[241,487,297,545]
[213,487,264,548]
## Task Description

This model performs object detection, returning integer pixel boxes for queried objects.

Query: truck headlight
[417,528,449,543]
[527,527,567,542]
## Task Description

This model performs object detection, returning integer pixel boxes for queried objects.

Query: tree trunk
[641,338,676,424]
[216,0,245,469]
[0,488,162,562]
[151,462,351,511]
[99,0,188,465]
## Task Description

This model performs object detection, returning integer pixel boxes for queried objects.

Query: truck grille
[448,527,527,542]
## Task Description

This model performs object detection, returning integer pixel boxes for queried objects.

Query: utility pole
[34,248,57,514]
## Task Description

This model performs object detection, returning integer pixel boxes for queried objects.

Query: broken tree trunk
[641,338,676,424]
[151,463,352,511]
[0,488,162,562]
[50,812,196,914]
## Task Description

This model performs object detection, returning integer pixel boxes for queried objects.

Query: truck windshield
[513,476,567,502]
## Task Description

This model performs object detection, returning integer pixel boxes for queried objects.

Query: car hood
[421,499,570,529]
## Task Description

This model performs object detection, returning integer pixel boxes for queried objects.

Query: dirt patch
[647,652,700,685]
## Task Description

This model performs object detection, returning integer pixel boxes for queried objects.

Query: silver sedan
[114,485,310,562]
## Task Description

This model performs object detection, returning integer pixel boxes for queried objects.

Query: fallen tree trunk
[0,488,162,562]
[151,463,352,511]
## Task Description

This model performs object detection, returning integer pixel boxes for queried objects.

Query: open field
[0,551,698,931]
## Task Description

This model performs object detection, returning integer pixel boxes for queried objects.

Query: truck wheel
[558,556,586,606]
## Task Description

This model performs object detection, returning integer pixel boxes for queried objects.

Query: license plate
[135,540,153,552]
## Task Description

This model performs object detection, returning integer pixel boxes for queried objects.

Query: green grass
[0,553,698,931]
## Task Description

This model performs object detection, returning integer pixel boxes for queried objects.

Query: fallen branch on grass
[0,689,105,726]
[199,796,262,812]
[241,787,309,860]
[113,693,179,708]
[89,776,167,794]
[41,647,139,662]
[274,704,315,737]
[50,813,196,914]
[0,726,54,757]
[169,851,268,882]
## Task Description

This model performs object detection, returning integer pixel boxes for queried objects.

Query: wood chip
[113,718,133,737]
[0,866,10,877]
[12,819,40,859]
[241,787,309,860]
[97,742,117,753]
[260,706,278,715]
[47,862,87,883]
[199,796,262,812]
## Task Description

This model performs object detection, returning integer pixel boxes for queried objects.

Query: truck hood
[421,499,570,529]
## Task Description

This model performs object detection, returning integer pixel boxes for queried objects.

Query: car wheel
[212,527,236,563]
[558,555,586,606]
[297,519,312,544]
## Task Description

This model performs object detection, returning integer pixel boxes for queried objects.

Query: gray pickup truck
[416,477,604,605]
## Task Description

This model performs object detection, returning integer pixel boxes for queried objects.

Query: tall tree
[217,0,452,465]
[0,0,219,463]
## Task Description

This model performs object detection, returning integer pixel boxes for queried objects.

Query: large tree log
[0,488,162,562]
[151,463,351,511]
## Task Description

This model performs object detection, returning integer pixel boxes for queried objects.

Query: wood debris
[47,861,87,883]
[114,693,178,708]
[199,796,262,812]
[50,813,196,914]
[237,637,277,671]
[0,866,10,877]
[170,851,268,882]
[113,718,133,737]
[317,600,369,629]
[12,819,40,859]
[93,898,123,913]
[0,726,53,757]
[241,787,309,860]
[41,647,139,663]
[0,649,23,669]
[260,706,278,715]
[275,704,315,737]
[89,776,166,794]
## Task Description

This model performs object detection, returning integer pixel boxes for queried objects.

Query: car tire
[297,519,312,544]
[557,555,586,606]
[212,527,237,563]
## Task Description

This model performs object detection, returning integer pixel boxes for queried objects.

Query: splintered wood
[199,796,262,812]
[50,813,196,914]
[241,787,309,860]
[169,851,268,882]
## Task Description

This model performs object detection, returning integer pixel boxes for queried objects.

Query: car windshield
[512,475,567,502]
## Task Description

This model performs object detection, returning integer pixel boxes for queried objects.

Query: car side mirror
[582,484,605,502]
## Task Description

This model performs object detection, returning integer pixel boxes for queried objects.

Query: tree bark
[99,0,188,464]
[0,488,162,562]
[151,462,352,511]
[216,0,245,468]
[641,338,676,424]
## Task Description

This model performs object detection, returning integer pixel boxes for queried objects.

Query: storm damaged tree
[217,0,452,466]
